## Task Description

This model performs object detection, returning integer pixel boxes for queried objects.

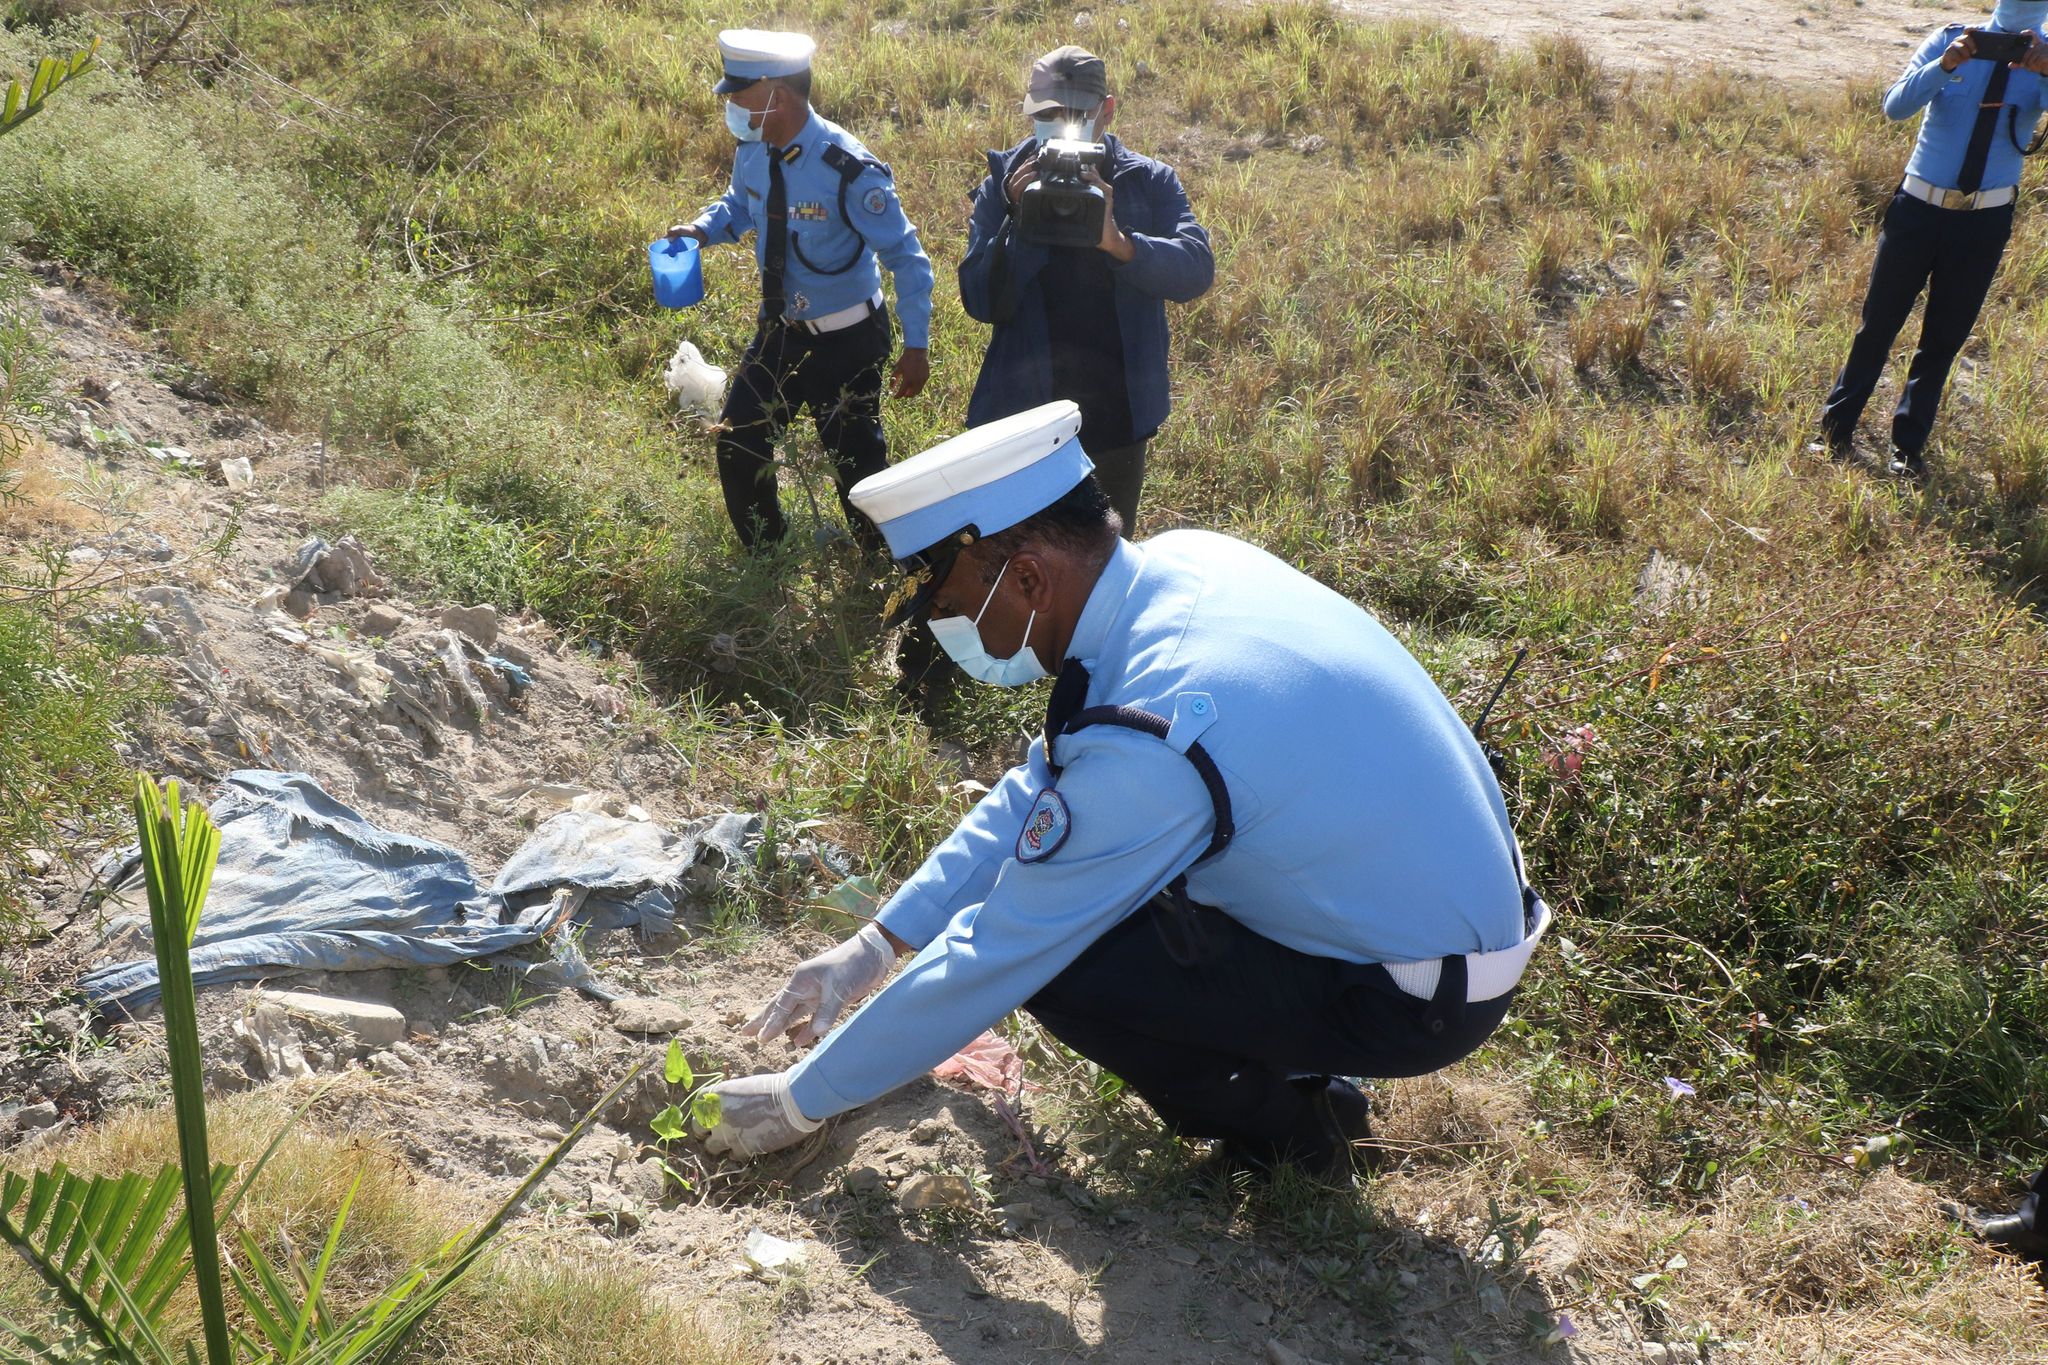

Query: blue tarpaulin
[83,770,758,1014]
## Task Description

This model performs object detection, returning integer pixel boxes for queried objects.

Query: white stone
[257,990,406,1047]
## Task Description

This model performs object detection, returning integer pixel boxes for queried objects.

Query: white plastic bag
[663,339,727,418]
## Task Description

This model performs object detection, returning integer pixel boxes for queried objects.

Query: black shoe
[1808,437,1854,464]
[1887,448,1928,483]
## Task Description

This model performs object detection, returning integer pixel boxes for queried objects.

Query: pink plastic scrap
[932,1029,1038,1095]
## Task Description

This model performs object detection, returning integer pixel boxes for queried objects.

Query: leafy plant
[0,39,97,138]
[646,1041,723,1195]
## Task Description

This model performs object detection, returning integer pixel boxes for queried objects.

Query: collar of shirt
[768,107,823,161]
[1065,536,1145,669]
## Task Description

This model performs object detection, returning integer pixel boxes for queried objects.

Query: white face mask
[1993,0,2048,29]
[725,98,766,142]
[926,559,1048,688]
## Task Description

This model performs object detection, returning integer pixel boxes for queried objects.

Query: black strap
[762,149,790,321]
[1959,59,2015,194]
[796,144,878,277]
[2008,103,2048,156]
[1051,705,1236,862]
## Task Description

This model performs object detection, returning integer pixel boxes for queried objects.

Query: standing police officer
[1818,3,2048,482]
[957,47,1213,533]
[670,30,935,548]
[695,403,1550,1178]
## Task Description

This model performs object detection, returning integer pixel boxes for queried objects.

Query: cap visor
[1021,95,1068,117]
[715,74,758,94]
[884,573,945,630]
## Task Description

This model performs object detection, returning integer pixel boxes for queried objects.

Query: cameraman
[1818,3,2048,481]
[958,46,1213,532]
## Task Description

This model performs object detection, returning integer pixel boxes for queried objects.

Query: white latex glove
[695,1071,822,1158]
[742,922,896,1046]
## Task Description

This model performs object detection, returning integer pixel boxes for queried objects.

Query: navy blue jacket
[958,135,1213,442]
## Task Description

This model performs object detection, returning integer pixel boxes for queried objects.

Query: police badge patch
[1016,788,1071,863]
[862,187,889,215]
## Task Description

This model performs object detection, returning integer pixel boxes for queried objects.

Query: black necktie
[1042,659,1091,766]
[1957,59,2015,195]
[762,150,789,322]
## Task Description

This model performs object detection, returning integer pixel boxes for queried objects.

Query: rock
[362,604,406,637]
[366,1050,410,1075]
[581,1197,644,1236]
[1265,1342,1331,1365]
[996,1201,1042,1235]
[439,604,499,648]
[932,740,974,781]
[1246,1301,1275,1327]
[38,1007,83,1040]
[609,997,687,1034]
[20,848,54,876]
[13,1102,60,1131]
[1398,1270,1420,1292]
[294,536,386,599]
[624,1158,670,1204]
[897,1172,978,1212]
[844,1166,887,1195]
[257,990,406,1047]
[911,1117,948,1143]
[220,457,254,489]
[1164,1245,1201,1267]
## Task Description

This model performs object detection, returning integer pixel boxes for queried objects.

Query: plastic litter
[663,338,727,416]
[220,457,254,489]
[742,1228,809,1280]
[932,1029,1036,1097]
[648,236,705,309]
[79,770,762,1013]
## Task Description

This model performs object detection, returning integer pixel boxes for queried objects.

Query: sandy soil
[1337,0,1954,80]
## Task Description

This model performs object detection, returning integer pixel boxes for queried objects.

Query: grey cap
[1022,45,1107,117]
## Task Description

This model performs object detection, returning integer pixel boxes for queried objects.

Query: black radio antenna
[1472,645,1528,739]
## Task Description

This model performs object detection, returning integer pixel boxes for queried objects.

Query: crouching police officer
[1818,3,2048,481]
[670,30,935,549]
[695,402,1551,1179]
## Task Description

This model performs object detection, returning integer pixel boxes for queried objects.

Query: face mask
[926,559,1048,687]
[1993,0,2048,30]
[725,99,765,142]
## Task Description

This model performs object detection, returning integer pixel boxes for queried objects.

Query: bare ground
[3,267,2045,1364]
[1336,0,1950,81]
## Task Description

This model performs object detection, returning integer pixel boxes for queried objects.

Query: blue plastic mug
[648,236,705,309]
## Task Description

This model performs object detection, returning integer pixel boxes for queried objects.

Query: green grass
[5,0,2047,1174]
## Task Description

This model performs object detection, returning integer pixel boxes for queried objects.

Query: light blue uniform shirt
[1887,23,2047,192]
[689,108,936,348]
[787,531,1526,1120]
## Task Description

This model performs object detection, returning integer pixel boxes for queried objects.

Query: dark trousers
[1821,190,2014,457]
[1086,439,1149,535]
[716,306,892,549]
[1026,897,1511,1167]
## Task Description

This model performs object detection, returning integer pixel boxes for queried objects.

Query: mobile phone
[1967,28,2034,65]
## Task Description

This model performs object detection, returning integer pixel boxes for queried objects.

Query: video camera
[1016,137,1108,249]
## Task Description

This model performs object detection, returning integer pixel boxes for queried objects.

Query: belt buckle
[1941,187,1970,211]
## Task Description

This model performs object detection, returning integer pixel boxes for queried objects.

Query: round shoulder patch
[861,186,889,215]
[1016,788,1072,863]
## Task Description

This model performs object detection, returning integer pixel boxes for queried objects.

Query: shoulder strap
[798,143,883,275]
[1047,704,1236,863]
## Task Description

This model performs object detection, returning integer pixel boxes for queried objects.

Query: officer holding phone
[1818,2,2048,481]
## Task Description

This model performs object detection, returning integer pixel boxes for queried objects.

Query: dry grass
[0,437,107,538]
[0,1086,761,1365]
[1374,1072,2048,1361]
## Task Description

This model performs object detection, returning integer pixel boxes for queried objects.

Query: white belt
[792,291,883,335]
[1383,894,1554,1004]
[1902,175,2016,212]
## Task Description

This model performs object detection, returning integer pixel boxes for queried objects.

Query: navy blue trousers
[715,307,892,550]
[1821,190,2014,458]
[1025,897,1512,1167]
